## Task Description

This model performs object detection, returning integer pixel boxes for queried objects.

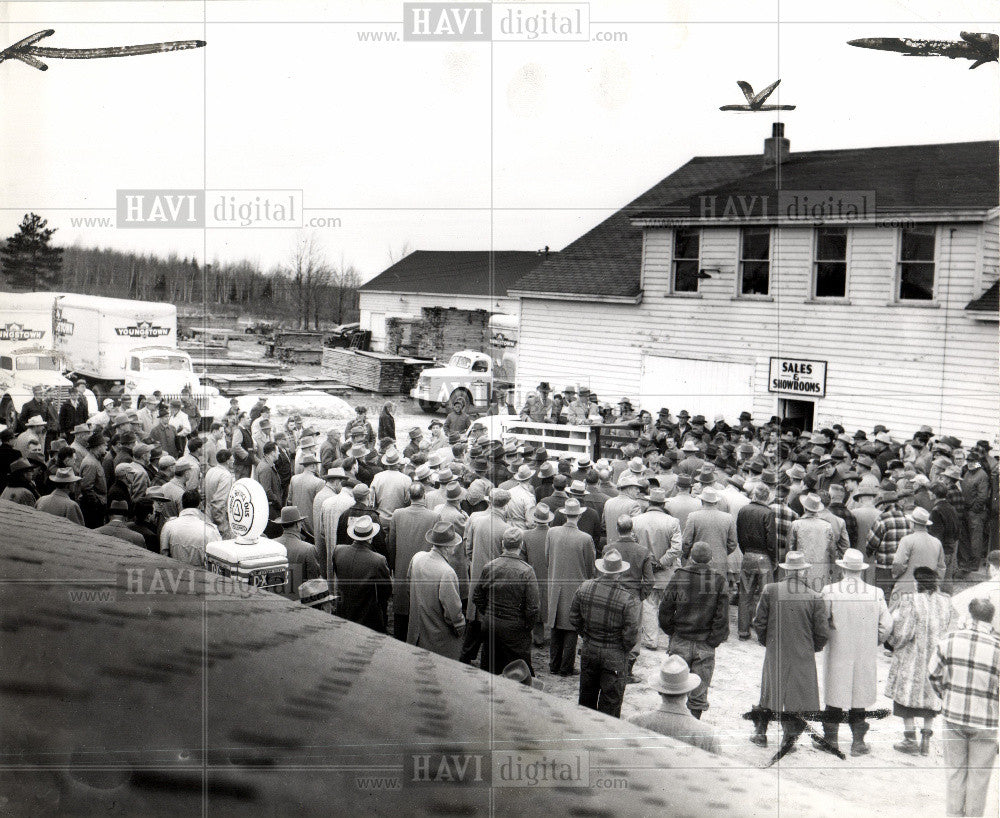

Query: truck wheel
[448,388,473,410]
[418,399,440,414]
[1,397,16,431]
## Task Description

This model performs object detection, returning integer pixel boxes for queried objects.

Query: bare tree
[386,240,412,266]
[284,235,332,329]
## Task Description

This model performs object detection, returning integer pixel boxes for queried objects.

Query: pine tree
[1,213,63,290]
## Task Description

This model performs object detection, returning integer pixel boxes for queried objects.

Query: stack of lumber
[271,330,329,364]
[321,348,407,393]
[385,307,489,359]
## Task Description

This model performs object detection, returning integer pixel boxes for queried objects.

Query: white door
[368,312,386,351]
[639,354,754,423]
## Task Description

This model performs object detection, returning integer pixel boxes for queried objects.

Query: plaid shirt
[770,502,799,560]
[946,482,966,519]
[864,504,911,567]
[929,621,1000,729]
[570,575,639,652]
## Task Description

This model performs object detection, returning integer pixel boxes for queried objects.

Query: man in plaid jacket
[929,598,999,817]
[570,548,640,719]
[865,491,911,602]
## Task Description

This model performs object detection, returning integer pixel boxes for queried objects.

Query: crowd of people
[1,385,998,815]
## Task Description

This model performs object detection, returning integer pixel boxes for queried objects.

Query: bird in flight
[848,31,998,70]
[719,79,796,112]
[0,29,205,71]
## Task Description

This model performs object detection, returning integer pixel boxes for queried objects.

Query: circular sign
[227,478,268,541]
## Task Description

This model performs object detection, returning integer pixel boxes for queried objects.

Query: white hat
[647,655,701,696]
[835,549,869,572]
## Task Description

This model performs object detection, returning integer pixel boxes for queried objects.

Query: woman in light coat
[884,567,955,756]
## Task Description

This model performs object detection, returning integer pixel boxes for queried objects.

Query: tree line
[1,213,361,328]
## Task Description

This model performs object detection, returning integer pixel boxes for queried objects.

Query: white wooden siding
[517,222,998,444]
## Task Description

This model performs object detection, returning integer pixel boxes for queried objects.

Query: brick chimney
[763,122,790,167]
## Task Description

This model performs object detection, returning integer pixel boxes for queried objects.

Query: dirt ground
[228,337,994,815]
[523,598,994,818]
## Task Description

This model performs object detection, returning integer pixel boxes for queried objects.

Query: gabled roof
[512,139,999,299]
[359,250,551,298]
[644,141,998,220]
[966,280,999,312]
[510,154,764,299]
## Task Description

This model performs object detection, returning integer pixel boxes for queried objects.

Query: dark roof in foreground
[966,280,999,312]
[360,250,552,297]
[512,139,999,299]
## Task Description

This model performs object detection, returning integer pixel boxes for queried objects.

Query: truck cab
[411,350,515,413]
[124,346,227,422]
[0,347,91,429]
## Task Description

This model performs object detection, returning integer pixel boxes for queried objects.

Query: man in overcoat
[750,550,830,752]
[332,515,391,633]
[819,548,893,755]
[546,497,597,675]
[386,483,438,640]
[407,521,466,660]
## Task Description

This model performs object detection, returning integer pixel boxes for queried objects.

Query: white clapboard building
[510,125,999,444]
[359,250,550,351]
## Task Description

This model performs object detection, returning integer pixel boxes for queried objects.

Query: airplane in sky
[719,79,796,112]
[848,31,998,69]
[0,29,205,70]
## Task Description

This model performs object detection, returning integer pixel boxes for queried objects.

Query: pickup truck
[410,350,515,413]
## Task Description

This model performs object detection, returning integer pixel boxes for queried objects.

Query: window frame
[896,224,938,303]
[670,227,702,296]
[811,224,851,300]
[737,226,772,298]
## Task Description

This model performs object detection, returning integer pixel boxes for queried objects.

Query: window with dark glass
[814,226,848,298]
[899,226,935,300]
[672,228,700,293]
[739,227,770,295]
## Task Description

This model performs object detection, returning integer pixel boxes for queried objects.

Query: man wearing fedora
[333,515,391,633]
[1,458,39,505]
[570,548,639,717]
[386,482,439,641]
[750,550,830,751]
[461,488,513,664]
[603,473,642,546]
[274,506,321,598]
[608,515,654,679]
[547,495,598,676]
[554,481,602,548]
[891,506,946,604]
[961,452,991,575]
[659,542,729,720]
[471,527,540,675]
[370,447,412,525]
[865,489,912,603]
[681,488,737,583]
[95,500,146,547]
[633,487,682,650]
[299,578,337,614]
[36,466,85,525]
[407,521,466,661]
[817,548,893,756]
[665,473,701,528]
[736,484,778,640]
[78,431,109,529]
[523,503,554,648]
[788,493,836,593]
[628,655,721,754]
[287,453,323,543]
[335,484,387,562]
[506,464,537,531]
